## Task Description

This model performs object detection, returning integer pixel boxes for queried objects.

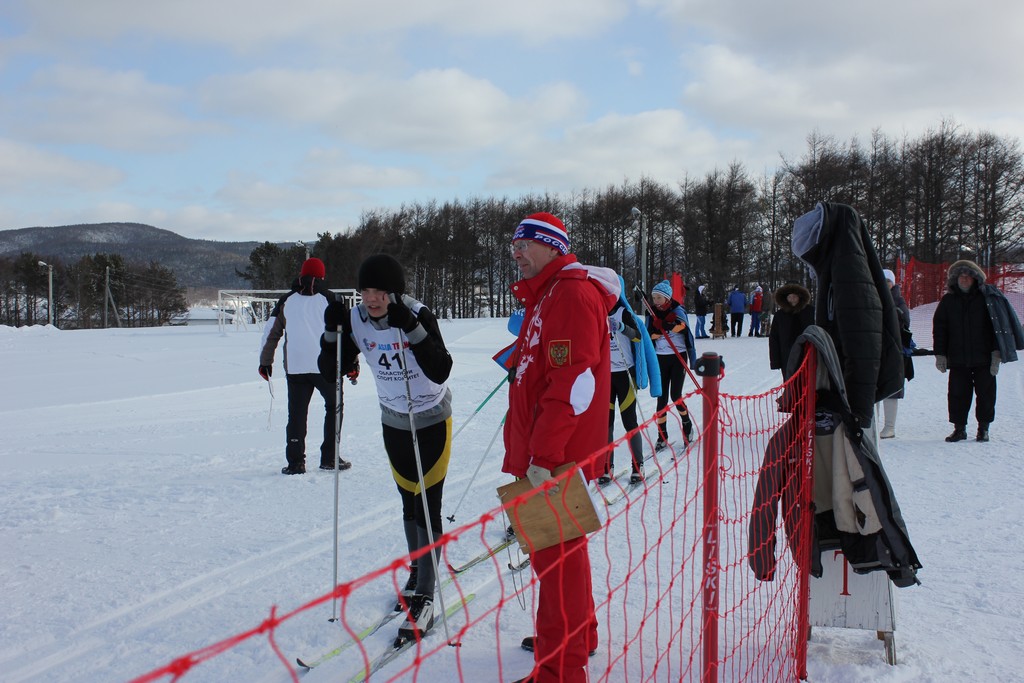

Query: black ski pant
[656,353,691,441]
[383,418,451,596]
[947,365,996,427]
[285,372,339,468]
[730,312,745,337]
[608,368,643,474]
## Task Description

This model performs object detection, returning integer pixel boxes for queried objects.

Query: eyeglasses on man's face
[510,240,533,255]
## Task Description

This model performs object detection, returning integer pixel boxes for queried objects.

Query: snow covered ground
[1,318,1022,683]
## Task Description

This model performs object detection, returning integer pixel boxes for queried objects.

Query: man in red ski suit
[502,212,620,683]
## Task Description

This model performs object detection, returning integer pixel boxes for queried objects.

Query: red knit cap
[300,257,325,279]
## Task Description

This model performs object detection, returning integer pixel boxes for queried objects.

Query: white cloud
[14,65,220,152]
[13,0,629,52]
[0,138,123,192]
[489,109,741,192]
[201,68,584,154]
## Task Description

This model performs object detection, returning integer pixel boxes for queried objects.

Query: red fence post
[695,351,722,683]
[795,347,817,680]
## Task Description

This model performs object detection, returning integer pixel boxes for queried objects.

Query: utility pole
[38,261,53,326]
[632,207,647,296]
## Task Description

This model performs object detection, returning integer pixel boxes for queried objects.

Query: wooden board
[712,302,727,339]
[497,464,601,554]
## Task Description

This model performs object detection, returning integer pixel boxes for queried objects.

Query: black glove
[258,365,272,381]
[387,298,418,333]
[324,300,347,330]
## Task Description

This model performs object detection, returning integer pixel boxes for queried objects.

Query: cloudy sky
[2,0,1021,243]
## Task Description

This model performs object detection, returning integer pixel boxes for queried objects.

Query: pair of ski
[297,535,511,671]
[599,442,675,506]
[345,593,476,682]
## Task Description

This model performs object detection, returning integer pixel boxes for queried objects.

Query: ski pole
[265,378,275,431]
[451,376,506,442]
[330,321,343,621]
[391,296,453,643]
[445,410,507,524]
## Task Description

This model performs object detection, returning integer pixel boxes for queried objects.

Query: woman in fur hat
[768,282,814,380]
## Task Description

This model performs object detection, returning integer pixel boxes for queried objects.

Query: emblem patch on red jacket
[548,340,571,366]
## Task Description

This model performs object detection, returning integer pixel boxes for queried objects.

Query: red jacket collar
[510,253,579,306]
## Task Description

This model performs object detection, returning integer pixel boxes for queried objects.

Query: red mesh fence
[129,350,817,683]
[895,258,1024,348]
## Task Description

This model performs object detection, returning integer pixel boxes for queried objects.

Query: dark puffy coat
[932,260,997,368]
[791,202,904,426]
[694,286,710,316]
[768,283,814,378]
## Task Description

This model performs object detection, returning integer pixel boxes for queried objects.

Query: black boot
[976,424,990,442]
[945,426,967,442]
[681,414,694,444]
[281,464,306,474]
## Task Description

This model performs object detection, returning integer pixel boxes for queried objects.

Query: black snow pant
[608,368,643,474]
[656,353,692,441]
[383,418,452,597]
[285,373,339,469]
[947,365,996,427]
[730,312,745,337]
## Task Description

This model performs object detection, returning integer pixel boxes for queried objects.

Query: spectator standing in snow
[748,286,765,337]
[768,282,814,380]
[693,284,711,338]
[647,280,698,448]
[727,285,746,337]
[258,257,350,475]
[320,254,454,643]
[503,212,619,683]
[879,269,912,439]
[932,259,1024,443]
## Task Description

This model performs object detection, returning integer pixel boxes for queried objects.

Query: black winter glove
[258,364,272,381]
[387,299,418,333]
[324,300,347,330]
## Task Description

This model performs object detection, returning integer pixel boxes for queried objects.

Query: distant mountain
[0,222,278,288]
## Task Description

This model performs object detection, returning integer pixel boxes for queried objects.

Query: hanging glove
[386,297,418,333]
[258,364,272,381]
[346,360,360,385]
[526,464,559,495]
[991,351,1001,376]
[934,355,947,373]
[608,316,623,334]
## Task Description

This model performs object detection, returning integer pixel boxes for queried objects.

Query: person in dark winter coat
[932,259,1024,442]
[647,280,698,448]
[727,286,746,337]
[693,284,711,338]
[768,282,814,380]
[320,254,454,643]
[258,257,350,475]
[791,202,904,430]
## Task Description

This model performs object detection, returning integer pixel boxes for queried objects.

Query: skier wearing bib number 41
[318,254,454,644]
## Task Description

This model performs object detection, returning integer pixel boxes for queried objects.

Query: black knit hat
[358,254,406,294]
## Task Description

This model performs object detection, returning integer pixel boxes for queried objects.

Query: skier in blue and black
[603,277,662,485]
